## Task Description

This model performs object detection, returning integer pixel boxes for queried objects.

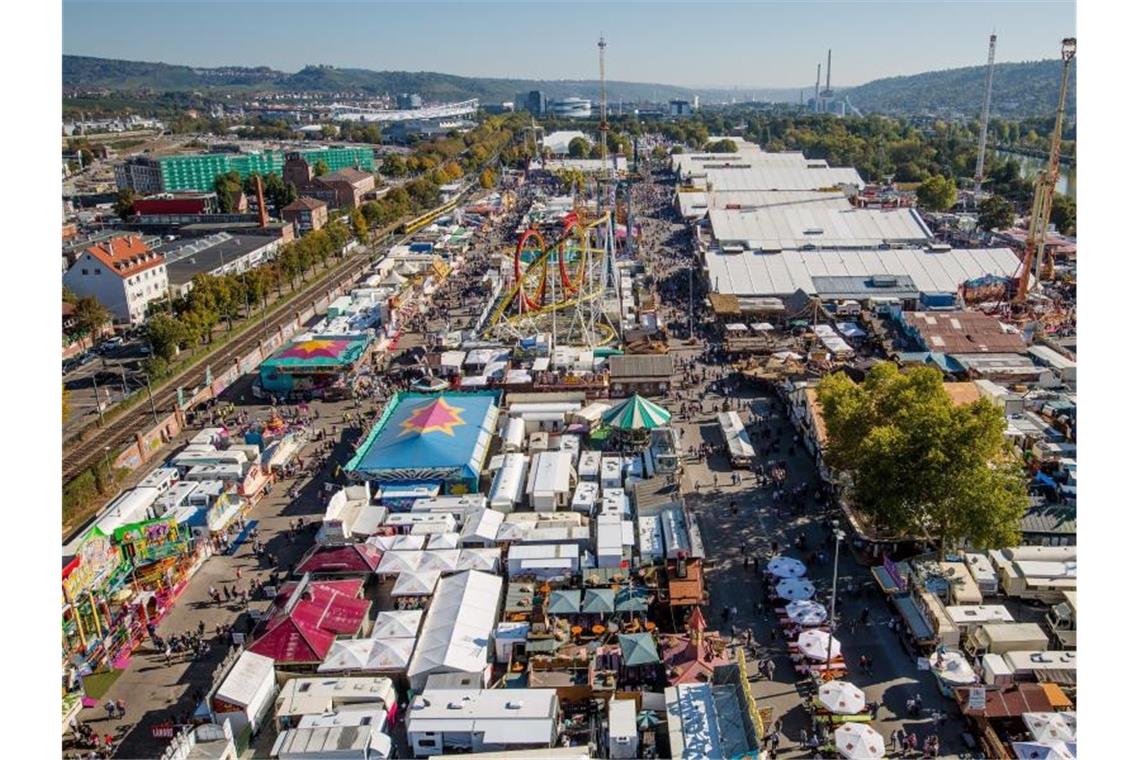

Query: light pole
[145,374,159,424]
[826,521,846,679]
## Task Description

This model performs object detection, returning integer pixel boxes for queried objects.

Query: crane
[1014,37,1075,304]
[974,33,998,197]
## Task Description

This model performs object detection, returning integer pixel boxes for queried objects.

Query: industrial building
[115,147,374,193]
[547,97,593,119]
[157,232,284,297]
[515,90,547,117]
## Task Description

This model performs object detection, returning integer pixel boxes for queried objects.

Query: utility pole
[826,523,846,678]
[92,373,104,424]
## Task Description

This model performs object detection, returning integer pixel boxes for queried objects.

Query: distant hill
[63,55,742,104]
[843,59,1076,119]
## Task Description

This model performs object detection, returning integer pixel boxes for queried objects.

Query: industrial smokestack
[814,64,821,111]
[826,49,832,93]
[255,175,268,228]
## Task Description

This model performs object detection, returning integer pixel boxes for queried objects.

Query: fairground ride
[481,212,620,348]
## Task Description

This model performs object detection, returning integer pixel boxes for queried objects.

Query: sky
[63,0,1075,89]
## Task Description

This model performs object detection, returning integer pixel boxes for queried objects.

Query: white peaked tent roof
[418,549,461,573]
[370,609,424,640]
[318,637,416,673]
[457,548,501,573]
[377,550,423,575]
[461,508,505,544]
[392,568,442,597]
[367,534,425,552]
[425,533,461,550]
[407,570,503,679]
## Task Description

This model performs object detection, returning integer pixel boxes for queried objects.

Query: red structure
[132,193,215,216]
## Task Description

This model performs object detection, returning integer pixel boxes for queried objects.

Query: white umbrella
[818,681,865,715]
[767,555,807,579]
[835,724,885,760]
[1012,741,1076,760]
[775,578,816,601]
[1023,713,1076,744]
[797,629,842,661]
[785,600,829,626]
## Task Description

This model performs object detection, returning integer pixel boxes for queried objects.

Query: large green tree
[145,313,188,362]
[916,175,958,211]
[72,296,112,337]
[113,188,137,220]
[566,137,590,158]
[817,363,1028,555]
[977,195,1015,232]
[705,138,738,153]
[1050,194,1076,236]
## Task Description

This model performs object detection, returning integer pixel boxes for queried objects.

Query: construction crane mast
[598,34,609,170]
[974,33,998,197]
[1014,37,1075,303]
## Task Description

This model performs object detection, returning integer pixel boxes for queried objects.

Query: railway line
[61,247,374,482]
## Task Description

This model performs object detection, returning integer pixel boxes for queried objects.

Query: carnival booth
[345,391,500,495]
[257,334,373,399]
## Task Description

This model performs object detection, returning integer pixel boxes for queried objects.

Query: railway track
[61,250,373,481]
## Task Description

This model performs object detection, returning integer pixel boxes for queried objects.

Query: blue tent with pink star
[345,391,500,493]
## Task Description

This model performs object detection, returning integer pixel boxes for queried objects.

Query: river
[994,149,1076,199]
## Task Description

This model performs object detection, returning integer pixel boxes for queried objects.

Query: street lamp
[826,521,846,679]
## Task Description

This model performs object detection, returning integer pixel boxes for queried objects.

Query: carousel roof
[601,394,672,431]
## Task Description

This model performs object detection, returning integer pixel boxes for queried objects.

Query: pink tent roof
[248,615,336,664]
[296,544,383,576]
[251,580,371,663]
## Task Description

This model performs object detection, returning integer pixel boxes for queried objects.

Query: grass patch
[82,669,124,701]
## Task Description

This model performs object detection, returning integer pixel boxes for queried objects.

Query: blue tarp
[1036,471,1058,489]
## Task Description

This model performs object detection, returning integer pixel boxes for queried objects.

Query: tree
[213,170,243,212]
[670,145,684,155]
[916,175,958,211]
[350,208,369,243]
[313,159,330,177]
[113,188,137,220]
[1050,194,1076,236]
[145,313,187,362]
[63,386,71,423]
[479,168,496,189]
[361,200,383,228]
[567,136,592,159]
[73,296,112,337]
[818,364,1028,555]
[977,195,1015,232]
[705,138,738,153]
[381,153,407,177]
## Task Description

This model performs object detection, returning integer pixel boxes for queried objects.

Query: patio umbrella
[618,633,661,666]
[601,394,672,431]
[797,629,842,661]
[834,724,885,760]
[637,710,662,730]
[818,681,865,715]
[775,578,816,601]
[1023,713,1076,744]
[785,600,828,627]
[1012,742,1076,760]
[767,555,807,579]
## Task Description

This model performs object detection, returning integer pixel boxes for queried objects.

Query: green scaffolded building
[123,147,375,193]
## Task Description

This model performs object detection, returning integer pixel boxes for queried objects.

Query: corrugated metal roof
[705,247,1022,298]
[709,206,930,250]
[608,354,673,378]
[704,165,865,192]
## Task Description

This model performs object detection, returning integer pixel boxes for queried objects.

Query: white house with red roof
[62,234,168,324]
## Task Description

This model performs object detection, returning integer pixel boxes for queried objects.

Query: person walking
[115,699,126,719]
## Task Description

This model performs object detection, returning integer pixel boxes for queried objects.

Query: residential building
[282,197,329,235]
[115,147,374,193]
[62,235,168,325]
[315,167,376,209]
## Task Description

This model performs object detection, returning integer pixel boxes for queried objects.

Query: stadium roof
[704,247,1021,299]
